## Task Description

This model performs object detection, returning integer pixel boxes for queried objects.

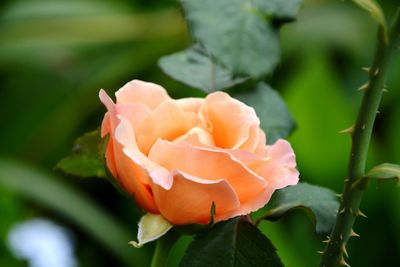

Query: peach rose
[99,80,299,225]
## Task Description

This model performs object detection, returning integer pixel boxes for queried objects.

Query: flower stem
[320,8,400,267]
[150,230,180,267]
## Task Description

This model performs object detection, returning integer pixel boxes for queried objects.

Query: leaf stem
[320,8,400,267]
[150,230,180,267]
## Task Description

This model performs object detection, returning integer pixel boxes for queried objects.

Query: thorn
[374,68,379,76]
[358,82,369,91]
[322,239,330,243]
[362,67,370,73]
[336,193,342,198]
[376,110,381,114]
[339,208,346,214]
[317,250,324,254]
[339,125,354,135]
[340,234,343,240]
[350,229,360,238]
[339,257,351,267]
[345,178,350,182]
[383,88,389,93]
[342,244,349,258]
[356,210,368,218]
[362,124,366,130]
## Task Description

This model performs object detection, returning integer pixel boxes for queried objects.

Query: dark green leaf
[179,217,283,267]
[253,0,303,19]
[259,183,340,234]
[56,129,106,178]
[235,82,295,144]
[181,0,280,77]
[159,45,247,92]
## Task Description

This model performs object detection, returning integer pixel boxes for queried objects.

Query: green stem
[320,8,400,267]
[150,230,180,267]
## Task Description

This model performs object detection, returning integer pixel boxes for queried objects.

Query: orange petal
[172,127,215,147]
[254,128,268,157]
[256,139,299,189]
[136,101,199,155]
[114,116,172,190]
[101,112,111,137]
[104,137,117,177]
[148,140,266,205]
[99,89,159,212]
[239,125,261,153]
[200,92,260,149]
[115,103,151,131]
[152,171,240,225]
[99,89,118,132]
[176,97,203,113]
[115,80,170,109]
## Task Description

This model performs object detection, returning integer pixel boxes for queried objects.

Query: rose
[99,80,299,225]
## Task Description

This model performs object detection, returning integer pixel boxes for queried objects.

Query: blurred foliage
[0,0,399,266]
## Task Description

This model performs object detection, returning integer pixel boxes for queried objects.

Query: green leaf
[0,158,150,266]
[56,129,106,178]
[253,0,303,19]
[179,217,283,267]
[353,163,400,189]
[181,0,280,77]
[259,183,340,234]
[159,45,247,92]
[235,82,295,144]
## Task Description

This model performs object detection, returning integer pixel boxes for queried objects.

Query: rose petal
[172,127,215,147]
[104,138,117,177]
[200,92,260,149]
[239,125,261,153]
[254,128,267,157]
[115,103,151,131]
[257,139,299,189]
[115,116,172,190]
[176,97,203,113]
[99,89,118,132]
[115,80,170,109]
[151,171,240,225]
[99,89,159,212]
[101,112,111,137]
[136,100,199,155]
[148,140,266,205]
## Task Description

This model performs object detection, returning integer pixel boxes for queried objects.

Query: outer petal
[256,139,299,189]
[99,90,159,213]
[151,171,240,225]
[115,80,170,109]
[148,140,266,205]
[200,92,260,149]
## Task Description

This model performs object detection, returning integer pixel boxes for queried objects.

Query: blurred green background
[0,0,399,266]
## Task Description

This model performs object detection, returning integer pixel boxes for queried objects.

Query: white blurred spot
[7,218,78,267]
